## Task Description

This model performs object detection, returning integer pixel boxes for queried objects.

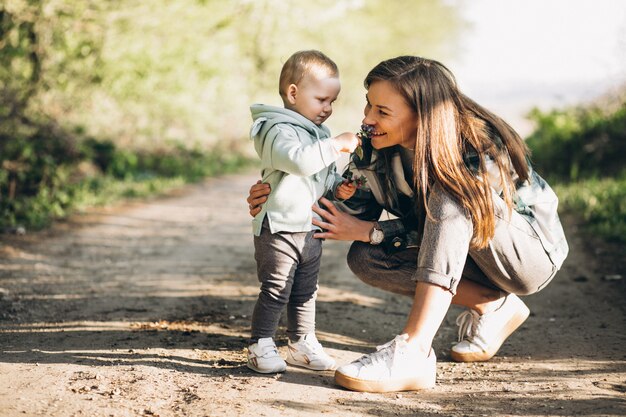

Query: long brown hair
[365,56,530,249]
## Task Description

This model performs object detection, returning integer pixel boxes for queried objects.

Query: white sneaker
[451,294,530,362]
[286,333,336,371]
[334,334,436,392]
[247,337,287,373]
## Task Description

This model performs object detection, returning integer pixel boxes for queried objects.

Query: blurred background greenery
[0,0,624,242]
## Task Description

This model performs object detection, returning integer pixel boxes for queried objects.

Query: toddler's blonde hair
[279,50,338,99]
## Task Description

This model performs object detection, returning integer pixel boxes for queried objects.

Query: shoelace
[456,296,508,343]
[456,310,480,342]
[357,338,396,366]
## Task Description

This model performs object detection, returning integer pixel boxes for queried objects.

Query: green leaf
[355,146,363,160]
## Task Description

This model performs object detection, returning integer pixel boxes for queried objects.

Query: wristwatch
[368,222,384,245]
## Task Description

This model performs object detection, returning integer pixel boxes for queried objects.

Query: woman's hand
[312,197,374,241]
[247,180,271,217]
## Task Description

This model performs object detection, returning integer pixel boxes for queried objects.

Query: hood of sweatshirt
[249,104,331,148]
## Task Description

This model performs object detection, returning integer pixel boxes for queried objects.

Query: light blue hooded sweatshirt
[249,104,343,236]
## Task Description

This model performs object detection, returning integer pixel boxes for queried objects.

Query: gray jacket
[338,144,569,270]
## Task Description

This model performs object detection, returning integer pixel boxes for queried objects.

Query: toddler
[247,50,359,373]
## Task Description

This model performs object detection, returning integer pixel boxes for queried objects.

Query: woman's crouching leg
[346,241,417,297]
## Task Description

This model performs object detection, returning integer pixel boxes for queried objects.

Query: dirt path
[0,171,624,417]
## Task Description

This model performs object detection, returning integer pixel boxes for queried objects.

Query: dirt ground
[0,171,624,417]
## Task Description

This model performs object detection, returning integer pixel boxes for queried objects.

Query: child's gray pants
[250,221,321,343]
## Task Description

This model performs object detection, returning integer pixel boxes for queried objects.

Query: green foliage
[0,127,253,230]
[1,0,464,146]
[0,0,107,119]
[0,0,462,231]
[526,102,626,181]
[0,174,188,230]
[0,122,81,200]
[526,93,626,242]
[553,177,626,243]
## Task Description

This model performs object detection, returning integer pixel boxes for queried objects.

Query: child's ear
[286,84,298,105]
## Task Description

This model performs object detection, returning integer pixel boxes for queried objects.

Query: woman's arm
[247,180,270,217]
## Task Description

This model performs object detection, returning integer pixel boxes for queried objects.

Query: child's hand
[333,132,360,153]
[335,180,356,200]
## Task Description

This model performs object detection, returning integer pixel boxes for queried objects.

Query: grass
[1,149,255,231]
[553,176,626,243]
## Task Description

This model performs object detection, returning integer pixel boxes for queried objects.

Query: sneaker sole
[286,344,336,371]
[450,303,530,363]
[246,360,286,374]
[285,356,336,371]
[334,370,436,393]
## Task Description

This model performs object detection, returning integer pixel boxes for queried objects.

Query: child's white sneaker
[247,337,286,373]
[286,333,336,371]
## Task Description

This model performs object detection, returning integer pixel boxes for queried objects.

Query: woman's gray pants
[348,185,557,297]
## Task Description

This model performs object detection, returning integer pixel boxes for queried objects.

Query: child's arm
[335,180,357,200]
[267,126,358,177]
[332,132,360,153]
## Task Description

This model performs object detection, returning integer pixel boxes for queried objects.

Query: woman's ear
[286,84,298,105]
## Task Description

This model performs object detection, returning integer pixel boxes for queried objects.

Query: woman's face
[362,80,417,149]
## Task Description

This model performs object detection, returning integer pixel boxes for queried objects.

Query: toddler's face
[289,73,341,126]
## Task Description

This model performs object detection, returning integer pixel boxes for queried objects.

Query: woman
[246,56,568,393]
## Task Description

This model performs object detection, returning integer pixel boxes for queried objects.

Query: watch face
[371,228,384,245]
